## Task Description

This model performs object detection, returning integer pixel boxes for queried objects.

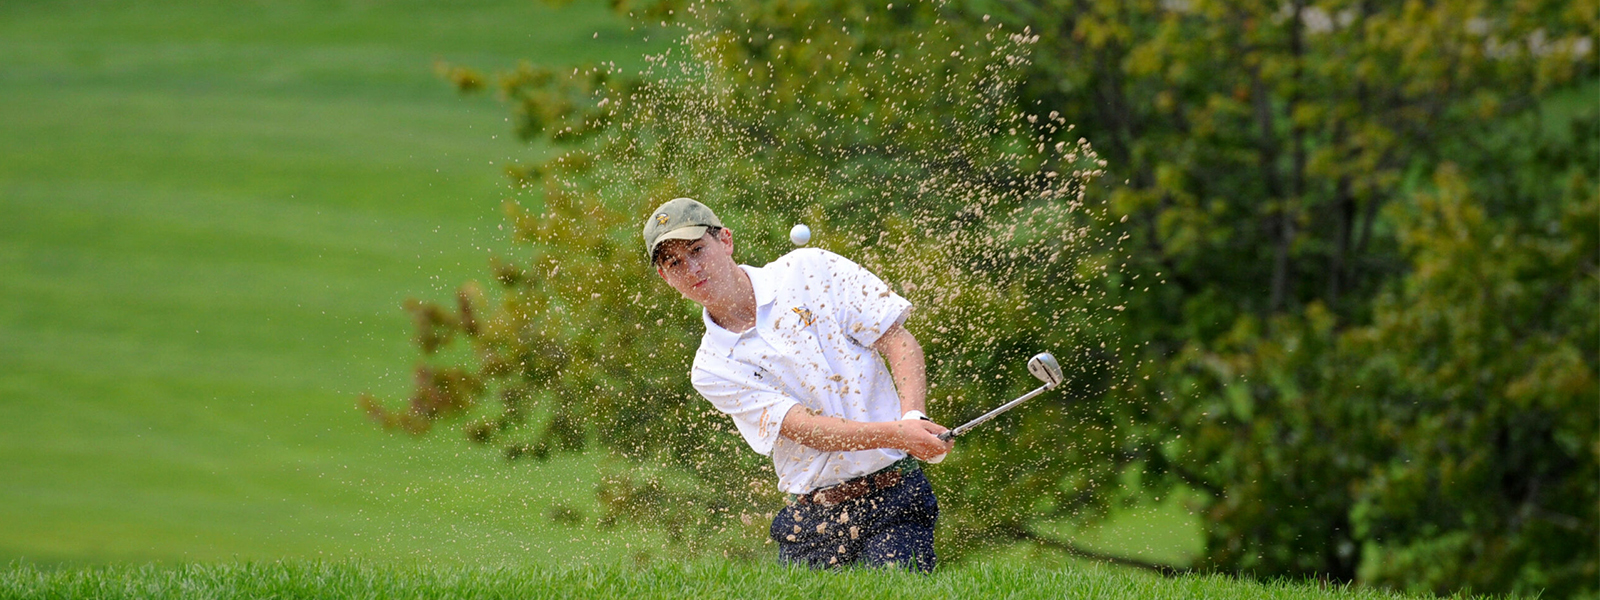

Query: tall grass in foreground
[1,560,1484,600]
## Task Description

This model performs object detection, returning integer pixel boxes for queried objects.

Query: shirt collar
[743,263,777,307]
[700,264,775,350]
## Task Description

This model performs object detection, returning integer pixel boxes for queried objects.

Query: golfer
[644,197,954,572]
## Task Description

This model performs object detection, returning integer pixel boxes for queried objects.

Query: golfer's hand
[895,419,954,461]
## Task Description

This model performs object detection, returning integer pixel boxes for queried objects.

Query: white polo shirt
[690,248,913,494]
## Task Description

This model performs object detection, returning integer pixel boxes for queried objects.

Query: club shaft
[938,383,1053,441]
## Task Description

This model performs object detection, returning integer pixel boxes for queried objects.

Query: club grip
[937,431,953,442]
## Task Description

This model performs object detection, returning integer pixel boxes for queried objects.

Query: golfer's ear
[656,266,666,280]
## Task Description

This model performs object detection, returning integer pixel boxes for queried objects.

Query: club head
[1027,352,1063,388]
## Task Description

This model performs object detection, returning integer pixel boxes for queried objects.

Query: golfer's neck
[705,269,757,333]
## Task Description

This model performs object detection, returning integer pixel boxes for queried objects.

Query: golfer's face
[656,231,737,304]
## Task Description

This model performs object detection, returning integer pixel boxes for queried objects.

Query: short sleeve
[816,252,912,347]
[691,359,799,456]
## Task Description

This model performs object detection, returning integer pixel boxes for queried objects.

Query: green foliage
[1343,151,1597,593]
[988,0,1597,594]
[992,0,1593,592]
[1154,151,1597,596]
[366,0,1598,595]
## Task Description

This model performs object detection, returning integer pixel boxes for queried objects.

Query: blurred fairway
[0,0,671,564]
[0,0,1201,569]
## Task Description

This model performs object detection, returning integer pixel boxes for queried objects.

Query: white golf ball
[789,223,811,246]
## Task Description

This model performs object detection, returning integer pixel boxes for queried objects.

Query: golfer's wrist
[875,421,904,448]
[886,420,923,451]
[837,420,895,452]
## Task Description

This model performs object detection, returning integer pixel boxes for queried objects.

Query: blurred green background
[0,0,670,564]
[3,2,1591,597]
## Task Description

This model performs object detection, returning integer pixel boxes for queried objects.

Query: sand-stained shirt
[690,248,913,495]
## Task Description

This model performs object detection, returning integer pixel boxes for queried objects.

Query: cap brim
[648,226,709,259]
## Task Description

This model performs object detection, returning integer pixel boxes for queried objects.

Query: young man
[643,197,954,571]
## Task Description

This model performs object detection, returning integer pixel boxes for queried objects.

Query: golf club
[937,352,1063,442]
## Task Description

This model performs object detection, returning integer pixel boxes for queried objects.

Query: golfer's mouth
[692,277,708,288]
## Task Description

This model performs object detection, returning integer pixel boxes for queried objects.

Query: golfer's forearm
[778,405,899,451]
[894,353,927,415]
[873,324,927,415]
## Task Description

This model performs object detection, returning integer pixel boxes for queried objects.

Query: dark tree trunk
[1328,174,1353,307]
[1250,67,1284,313]
[1270,1,1307,314]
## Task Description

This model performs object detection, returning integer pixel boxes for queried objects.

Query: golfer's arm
[871,323,927,416]
[778,405,902,451]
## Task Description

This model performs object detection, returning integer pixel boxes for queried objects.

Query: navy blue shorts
[771,467,938,572]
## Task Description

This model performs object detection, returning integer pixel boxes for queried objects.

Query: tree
[991,0,1596,594]
[364,0,1599,594]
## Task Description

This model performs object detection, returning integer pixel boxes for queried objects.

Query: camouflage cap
[642,197,724,261]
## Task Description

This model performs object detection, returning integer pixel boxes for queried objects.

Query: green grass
[0,0,671,564]
[0,560,1437,600]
